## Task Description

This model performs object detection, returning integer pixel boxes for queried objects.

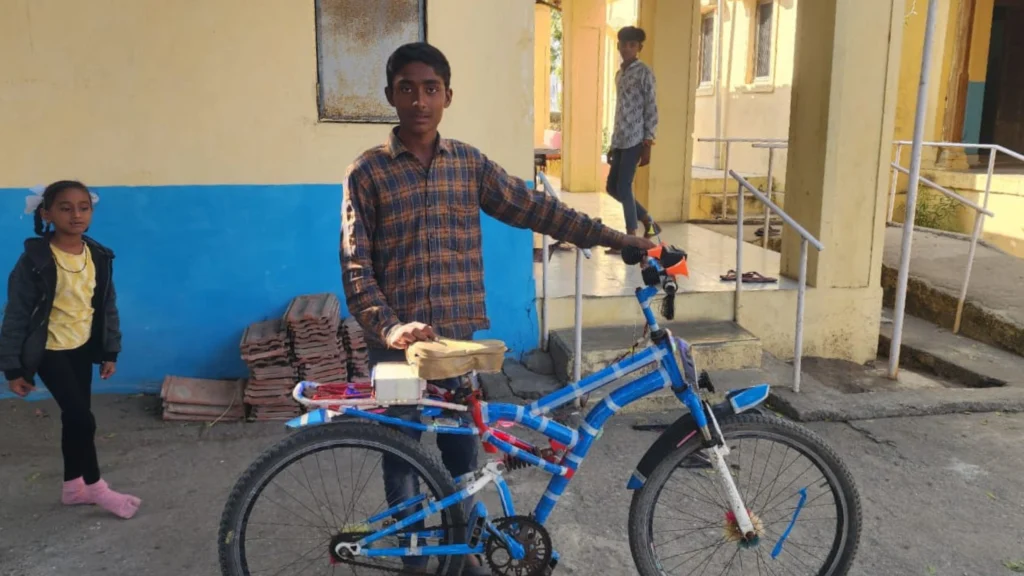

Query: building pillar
[561,0,606,192]
[634,0,700,222]
[778,0,904,357]
[534,4,553,149]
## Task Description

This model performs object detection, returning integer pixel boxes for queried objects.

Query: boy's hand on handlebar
[619,235,656,251]
[386,322,438,350]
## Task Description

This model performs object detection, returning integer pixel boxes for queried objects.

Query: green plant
[913,189,960,231]
[601,127,611,156]
[550,9,563,76]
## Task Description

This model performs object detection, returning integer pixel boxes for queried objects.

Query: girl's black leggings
[37,346,101,484]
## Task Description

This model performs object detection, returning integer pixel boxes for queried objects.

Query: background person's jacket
[0,236,121,383]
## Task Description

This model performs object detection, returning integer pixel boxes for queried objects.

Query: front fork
[703,405,757,539]
[678,388,757,540]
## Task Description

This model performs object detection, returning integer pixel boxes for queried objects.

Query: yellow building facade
[0,0,541,388]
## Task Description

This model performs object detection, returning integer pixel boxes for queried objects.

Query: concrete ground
[2,395,1024,576]
[882,225,1024,330]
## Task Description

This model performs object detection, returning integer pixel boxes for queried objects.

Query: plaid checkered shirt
[342,129,624,347]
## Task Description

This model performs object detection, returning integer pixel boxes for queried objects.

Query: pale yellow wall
[892,0,960,172]
[562,0,607,192]
[535,4,553,148]
[692,0,797,181]
[891,170,1024,258]
[0,0,535,187]
[602,0,639,149]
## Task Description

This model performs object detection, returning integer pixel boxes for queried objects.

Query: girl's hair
[33,180,92,237]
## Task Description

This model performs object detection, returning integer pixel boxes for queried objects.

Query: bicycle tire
[218,421,468,576]
[627,413,862,576]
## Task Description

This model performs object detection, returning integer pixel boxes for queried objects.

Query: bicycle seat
[406,338,507,380]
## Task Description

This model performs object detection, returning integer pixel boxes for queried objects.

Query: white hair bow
[24,184,100,215]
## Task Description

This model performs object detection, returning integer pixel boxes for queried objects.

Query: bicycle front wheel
[218,422,467,576]
[628,413,862,576]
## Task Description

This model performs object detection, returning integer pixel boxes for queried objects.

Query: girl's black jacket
[0,236,121,383]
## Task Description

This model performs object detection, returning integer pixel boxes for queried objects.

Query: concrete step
[881,264,1024,357]
[879,309,1024,388]
[549,321,762,384]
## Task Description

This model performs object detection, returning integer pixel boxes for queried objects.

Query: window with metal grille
[754,0,773,80]
[315,0,426,123]
[700,13,715,85]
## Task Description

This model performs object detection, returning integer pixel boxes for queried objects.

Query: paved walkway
[3,396,1024,575]
[883,225,1024,329]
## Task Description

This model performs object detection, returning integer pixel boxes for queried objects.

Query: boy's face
[386,62,452,137]
[618,40,642,62]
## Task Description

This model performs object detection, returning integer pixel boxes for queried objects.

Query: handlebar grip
[622,246,647,265]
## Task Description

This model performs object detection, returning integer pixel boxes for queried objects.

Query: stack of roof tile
[285,294,348,385]
[161,376,245,422]
[342,317,370,382]
[240,318,300,419]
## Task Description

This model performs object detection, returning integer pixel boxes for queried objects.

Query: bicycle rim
[220,425,463,575]
[632,415,860,576]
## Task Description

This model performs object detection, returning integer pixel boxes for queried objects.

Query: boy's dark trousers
[606,143,651,232]
[370,348,479,568]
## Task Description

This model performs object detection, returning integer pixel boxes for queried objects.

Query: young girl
[0,180,141,519]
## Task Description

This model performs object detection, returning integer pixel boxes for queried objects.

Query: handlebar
[622,244,689,322]
[622,244,689,284]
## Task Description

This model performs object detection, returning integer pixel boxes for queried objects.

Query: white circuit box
[371,362,426,403]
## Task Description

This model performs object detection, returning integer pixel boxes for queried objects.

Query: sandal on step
[719,270,778,283]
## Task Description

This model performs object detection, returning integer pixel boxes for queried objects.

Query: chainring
[485,515,553,576]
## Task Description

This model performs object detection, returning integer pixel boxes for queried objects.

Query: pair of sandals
[719,270,777,284]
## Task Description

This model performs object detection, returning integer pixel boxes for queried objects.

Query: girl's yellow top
[46,243,97,351]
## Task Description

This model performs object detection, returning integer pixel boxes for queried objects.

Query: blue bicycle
[218,246,861,575]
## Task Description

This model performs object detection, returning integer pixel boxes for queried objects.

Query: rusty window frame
[699,12,715,85]
[314,0,427,123]
[753,0,773,80]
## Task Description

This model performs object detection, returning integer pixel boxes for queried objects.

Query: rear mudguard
[626,384,770,490]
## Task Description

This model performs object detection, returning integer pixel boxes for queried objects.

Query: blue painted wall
[0,184,538,399]
[962,81,987,154]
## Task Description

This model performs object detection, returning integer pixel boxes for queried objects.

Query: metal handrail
[751,142,789,249]
[537,171,591,383]
[697,137,788,219]
[891,140,1024,163]
[886,140,1011,355]
[730,170,823,393]
[889,163,994,216]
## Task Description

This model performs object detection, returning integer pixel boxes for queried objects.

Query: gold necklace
[54,243,89,274]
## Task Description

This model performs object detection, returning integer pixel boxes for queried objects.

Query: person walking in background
[606,25,660,252]
[1,181,140,520]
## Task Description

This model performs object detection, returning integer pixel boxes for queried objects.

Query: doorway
[978,1,1024,159]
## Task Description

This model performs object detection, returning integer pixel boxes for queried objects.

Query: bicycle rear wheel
[218,422,467,576]
[628,413,861,576]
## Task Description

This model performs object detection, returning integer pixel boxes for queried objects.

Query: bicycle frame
[288,280,772,562]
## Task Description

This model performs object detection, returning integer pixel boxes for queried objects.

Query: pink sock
[83,480,141,519]
[62,477,90,505]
